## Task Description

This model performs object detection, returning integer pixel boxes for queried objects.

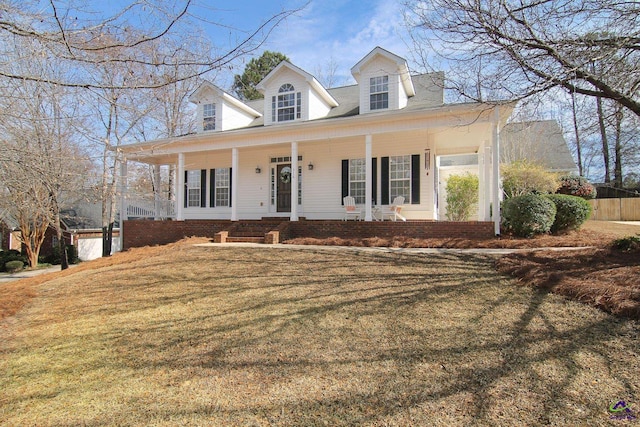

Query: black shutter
[381,157,389,205]
[411,154,420,204]
[229,168,232,207]
[183,170,188,208]
[371,157,377,205]
[341,159,349,204]
[210,169,216,207]
[200,169,207,208]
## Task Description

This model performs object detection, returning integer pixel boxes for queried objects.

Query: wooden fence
[589,198,640,221]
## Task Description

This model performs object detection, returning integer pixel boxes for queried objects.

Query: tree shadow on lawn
[1,247,637,426]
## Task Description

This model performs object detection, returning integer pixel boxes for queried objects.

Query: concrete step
[225,236,265,244]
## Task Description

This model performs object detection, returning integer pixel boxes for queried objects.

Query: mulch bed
[497,247,640,319]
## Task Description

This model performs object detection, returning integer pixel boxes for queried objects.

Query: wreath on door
[279,166,292,184]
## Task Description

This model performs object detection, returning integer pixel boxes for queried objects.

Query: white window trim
[370,75,389,111]
[186,170,201,207]
[214,168,230,207]
[203,103,216,131]
[389,155,411,203]
[349,158,366,205]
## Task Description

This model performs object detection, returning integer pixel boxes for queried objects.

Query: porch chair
[342,196,362,221]
[380,196,407,221]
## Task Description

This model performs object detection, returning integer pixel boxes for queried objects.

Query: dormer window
[370,76,389,110]
[203,103,216,131]
[272,84,301,122]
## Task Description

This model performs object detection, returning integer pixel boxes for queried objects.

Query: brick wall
[282,220,494,240]
[123,219,494,249]
[123,220,232,249]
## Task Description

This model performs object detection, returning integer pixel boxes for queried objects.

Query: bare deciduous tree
[405,0,640,116]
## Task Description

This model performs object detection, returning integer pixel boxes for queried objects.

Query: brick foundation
[123,219,495,249]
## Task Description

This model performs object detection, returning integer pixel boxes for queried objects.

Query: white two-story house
[120,47,513,234]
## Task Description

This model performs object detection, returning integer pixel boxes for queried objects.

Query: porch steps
[221,219,290,244]
[225,236,265,244]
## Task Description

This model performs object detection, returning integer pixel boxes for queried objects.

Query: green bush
[1,250,28,272]
[46,244,79,265]
[445,173,479,221]
[556,175,597,199]
[5,260,24,273]
[502,160,560,198]
[501,194,557,237]
[546,194,592,233]
[612,235,640,252]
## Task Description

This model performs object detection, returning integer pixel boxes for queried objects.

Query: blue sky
[192,0,414,88]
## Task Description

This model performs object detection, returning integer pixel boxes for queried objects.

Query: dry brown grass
[1,239,638,426]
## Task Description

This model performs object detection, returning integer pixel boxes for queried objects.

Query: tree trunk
[58,228,69,270]
[613,105,623,188]
[571,91,583,176]
[102,223,113,257]
[596,96,611,183]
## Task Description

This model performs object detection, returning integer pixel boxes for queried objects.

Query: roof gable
[256,61,338,107]
[351,46,415,97]
[189,81,261,118]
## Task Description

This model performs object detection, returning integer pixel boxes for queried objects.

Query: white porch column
[491,107,502,235]
[176,153,185,221]
[290,142,299,221]
[483,146,492,221]
[365,135,373,221]
[153,164,161,220]
[119,158,128,251]
[231,148,239,221]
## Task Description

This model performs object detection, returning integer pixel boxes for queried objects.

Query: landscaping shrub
[445,173,479,221]
[502,160,560,198]
[46,244,79,265]
[501,194,556,237]
[0,250,28,272]
[546,194,592,233]
[556,175,597,199]
[5,260,24,273]
[612,235,640,252]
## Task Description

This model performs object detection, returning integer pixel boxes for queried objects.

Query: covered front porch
[119,104,509,240]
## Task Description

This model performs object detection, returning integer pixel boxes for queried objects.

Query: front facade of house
[120,47,512,231]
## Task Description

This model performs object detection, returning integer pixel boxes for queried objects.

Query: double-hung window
[214,168,230,207]
[203,103,216,131]
[389,155,411,202]
[349,158,366,204]
[272,84,301,122]
[186,170,202,207]
[369,75,389,110]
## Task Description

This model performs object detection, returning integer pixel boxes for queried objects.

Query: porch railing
[125,198,175,220]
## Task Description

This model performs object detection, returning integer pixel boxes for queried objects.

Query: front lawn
[1,241,638,425]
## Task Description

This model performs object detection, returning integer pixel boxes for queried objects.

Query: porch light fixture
[255,166,261,174]
[308,162,314,171]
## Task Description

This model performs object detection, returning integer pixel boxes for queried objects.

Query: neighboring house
[119,47,514,234]
[0,216,21,252]
[501,120,578,174]
[62,204,120,261]
[0,214,74,259]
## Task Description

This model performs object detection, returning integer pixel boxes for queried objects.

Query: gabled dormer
[351,47,416,114]
[256,61,339,126]
[189,81,261,133]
